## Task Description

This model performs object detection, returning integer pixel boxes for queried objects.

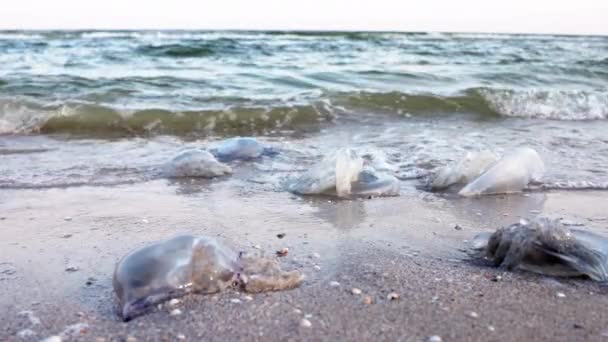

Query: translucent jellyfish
[287,148,400,198]
[211,137,277,161]
[163,149,232,178]
[430,150,499,190]
[471,218,608,281]
[113,235,303,320]
[459,147,544,196]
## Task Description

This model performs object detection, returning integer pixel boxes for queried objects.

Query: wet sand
[1,180,608,341]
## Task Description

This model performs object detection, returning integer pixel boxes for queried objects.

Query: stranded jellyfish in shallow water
[210,137,278,162]
[471,218,608,281]
[163,149,232,178]
[113,235,303,320]
[287,148,400,198]
[429,147,544,196]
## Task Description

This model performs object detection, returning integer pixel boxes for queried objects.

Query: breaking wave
[1,88,607,136]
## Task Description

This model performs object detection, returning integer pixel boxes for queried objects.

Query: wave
[0,100,335,136]
[1,87,607,136]
[479,89,608,120]
[136,39,240,58]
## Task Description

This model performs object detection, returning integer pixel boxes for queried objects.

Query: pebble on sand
[243,295,253,301]
[427,335,442,342]
[313,265,321,271]
[40,336,62,342]
[556,292,566,298]
[230,298,242,304]
[468,311,479,318]
[329,281,340,287]
[126,336,137,342]
[276,233,286,239]
[253,245,261,249]
[300,318,312,328]
[312,253,321,259]
[64,217,72,221]
[454,224,463,230]
[177,334,186,340]
[17,329,36,338]
[387,292,400,300]
[170,309,182,316]
[168,299,180,307]
[488,325,496,332]
[363,296,373,305]
[276,247,289,257]
[65,266,79,272]
[351,288,362,295]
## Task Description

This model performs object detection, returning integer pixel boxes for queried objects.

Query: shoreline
[1,181,608,341]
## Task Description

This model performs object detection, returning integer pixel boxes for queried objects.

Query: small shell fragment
[387,292,400,300]
[276,248,289,257]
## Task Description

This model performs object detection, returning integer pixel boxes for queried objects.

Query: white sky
[1,0,607,35]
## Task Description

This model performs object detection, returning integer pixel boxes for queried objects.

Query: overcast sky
[1,0,606,35]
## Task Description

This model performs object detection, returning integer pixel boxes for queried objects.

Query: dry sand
[1,180,608,341]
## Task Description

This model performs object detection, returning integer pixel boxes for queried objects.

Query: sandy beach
[2,180,608,341]
[1,30,608,342]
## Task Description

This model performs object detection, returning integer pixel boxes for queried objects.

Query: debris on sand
[65,266,79,272]
[387,292,400,301]
[276,247,289,257]
[18,310,41,325]
[113,235,303,320]
[471,217,608,281]
[300,318,312,328]
[363,296,373,305]
[17,329,36,338]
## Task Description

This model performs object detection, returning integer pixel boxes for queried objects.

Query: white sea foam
[481,89,608,120]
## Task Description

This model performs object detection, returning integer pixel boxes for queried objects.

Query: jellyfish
[429,150,499,190]
[471,218,608,282]
[287,148,400,198]
[113,235,303,320]
[211,137,277,162]
[163,149,232,178]
[458,147,544,196]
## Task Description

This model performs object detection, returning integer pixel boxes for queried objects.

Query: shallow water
[0,31,608,192]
